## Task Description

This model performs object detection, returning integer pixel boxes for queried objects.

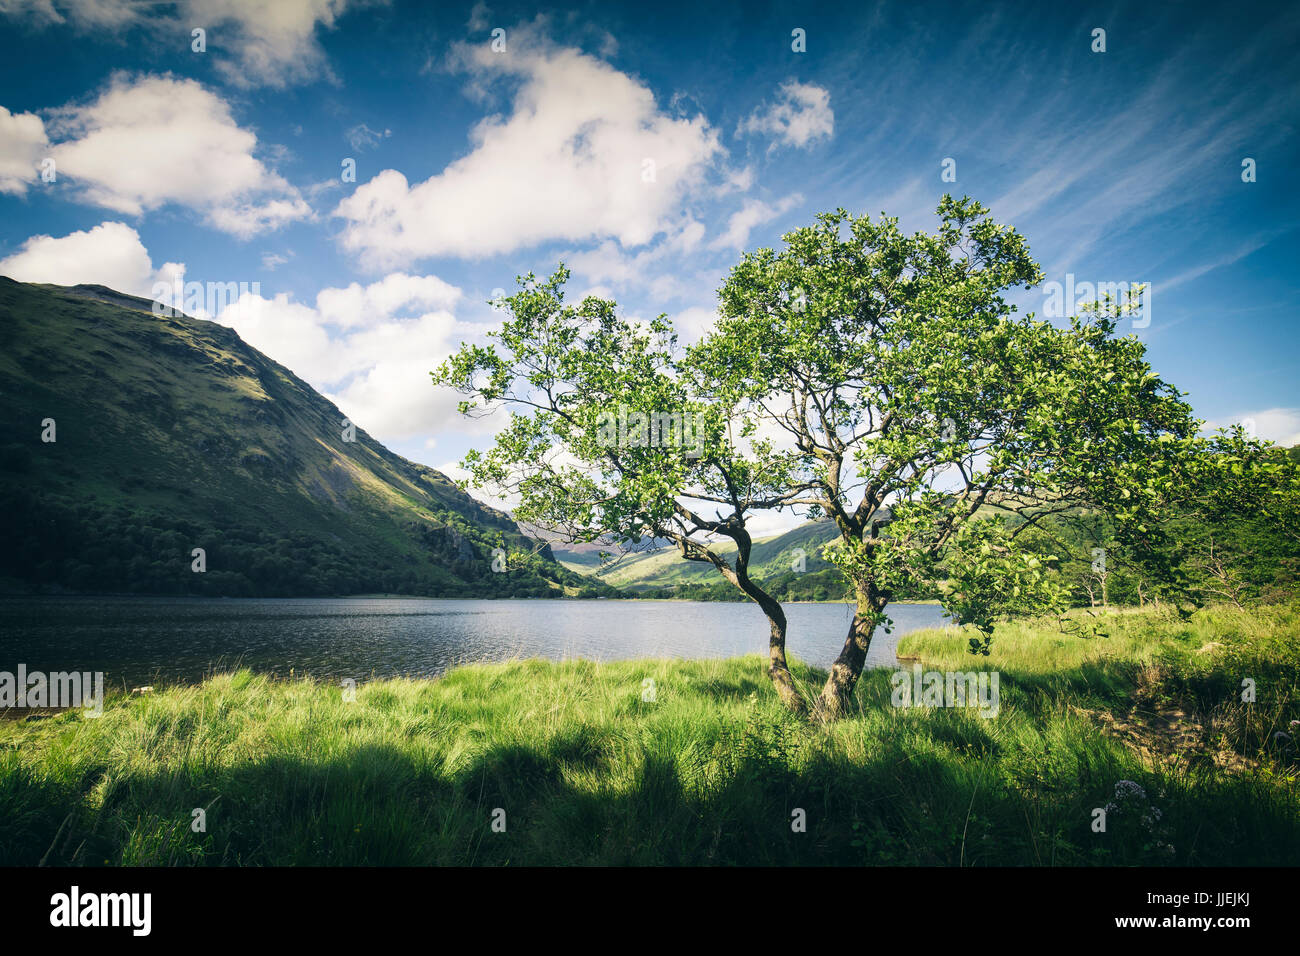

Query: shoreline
[0,591,948,607]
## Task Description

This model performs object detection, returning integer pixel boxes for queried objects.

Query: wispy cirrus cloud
[1158,226,1296,295]
[345,123,391,152]
[709,195,803,251]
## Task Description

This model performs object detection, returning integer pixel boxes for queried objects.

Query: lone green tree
[692,196,1200,717]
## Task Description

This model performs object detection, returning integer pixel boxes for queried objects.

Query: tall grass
[2,604,1298,865]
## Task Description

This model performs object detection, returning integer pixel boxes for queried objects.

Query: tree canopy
[433,266,806,710]
[434,195,1294,719]
[693,196,1200,714]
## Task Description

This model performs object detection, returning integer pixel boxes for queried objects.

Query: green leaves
[430,266,801,598]
[941,517,1067,636]
[431,195,1250,689]
[694,195,1201,644]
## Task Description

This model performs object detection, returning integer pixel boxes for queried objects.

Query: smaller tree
[1028,427,1300,613]
[433,267,810,712]
[1189,427,1300,544]
[1174,427,1300,606]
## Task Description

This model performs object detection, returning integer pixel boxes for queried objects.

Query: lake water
[0,597,952,690]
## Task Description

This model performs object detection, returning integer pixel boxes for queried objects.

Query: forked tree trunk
[814,586,884,719]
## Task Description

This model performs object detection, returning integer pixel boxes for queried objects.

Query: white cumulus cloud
[316,272,461,329]
[191,0,363,89]
[36,73,310,237]
[738,80,834,150]
[0,105,49,195]
[333,32,723,267]
[1206,408,1300,448]
[217,273,484,443]
[0,0,370,89]
[0,220,183,295]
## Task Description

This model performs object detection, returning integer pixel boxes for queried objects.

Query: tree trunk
[764,607,804,714]
[721,523,806,715]
[814,587,882,719]
[740,585,803,714]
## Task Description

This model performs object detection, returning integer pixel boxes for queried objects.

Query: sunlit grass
[2,604,1298,865]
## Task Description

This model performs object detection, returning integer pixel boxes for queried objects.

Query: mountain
[554,511,953,603]
[0,278,619,599]
[553,519,845,594]
[520,523,673,573]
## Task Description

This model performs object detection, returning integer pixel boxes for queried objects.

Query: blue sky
[1,0,1297,533]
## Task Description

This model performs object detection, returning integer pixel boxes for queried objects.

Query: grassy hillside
[0,279,617,598]
[555,519,841,589]
[556,517,941,602]
[3,602,1296,865]
[569,485,1300,609]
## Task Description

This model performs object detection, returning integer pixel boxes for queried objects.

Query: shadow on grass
[7,716,1299,866]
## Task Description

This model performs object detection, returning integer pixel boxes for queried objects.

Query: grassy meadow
[2,602,1298,866]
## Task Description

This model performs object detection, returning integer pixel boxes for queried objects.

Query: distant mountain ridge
[553,519,843,589]
[0,278,618,598]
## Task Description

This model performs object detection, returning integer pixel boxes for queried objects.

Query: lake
[0,597,952,690]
